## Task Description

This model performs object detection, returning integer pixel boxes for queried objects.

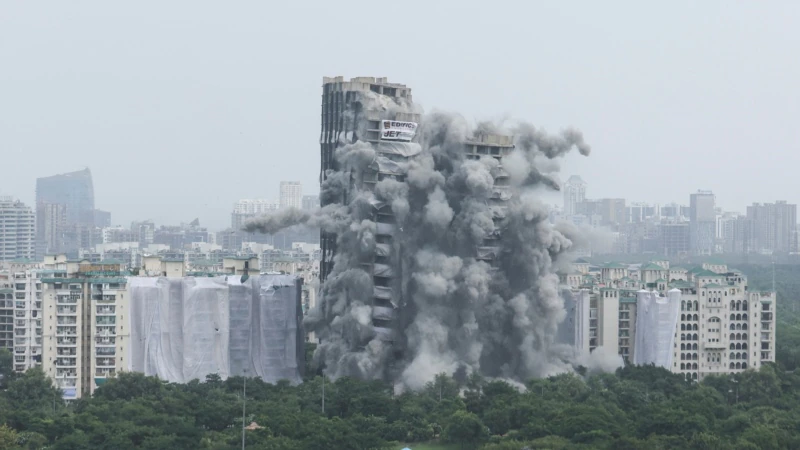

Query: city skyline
[3,3,800,229]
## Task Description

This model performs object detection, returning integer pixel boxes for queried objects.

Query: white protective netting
[632,289,681,368]
[128,274,303,383]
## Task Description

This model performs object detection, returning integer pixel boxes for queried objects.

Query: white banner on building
[380,120,417,141]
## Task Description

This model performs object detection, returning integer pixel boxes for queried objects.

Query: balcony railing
[96,347,116,356]
[95,337,115,346]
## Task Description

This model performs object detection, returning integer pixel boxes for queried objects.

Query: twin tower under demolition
[248,77,592,388]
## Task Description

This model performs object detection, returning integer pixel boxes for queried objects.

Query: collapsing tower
[253,75,595,387]
[318,77,515,354]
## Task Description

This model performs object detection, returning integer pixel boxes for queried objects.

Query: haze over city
[2,1,800,228]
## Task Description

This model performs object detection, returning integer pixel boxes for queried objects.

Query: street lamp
[728,378,739,404]
[242,369,247,450]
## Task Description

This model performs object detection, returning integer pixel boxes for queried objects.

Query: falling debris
[245,79,592,389]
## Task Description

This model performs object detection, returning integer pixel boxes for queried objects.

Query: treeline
[2,360,800,449]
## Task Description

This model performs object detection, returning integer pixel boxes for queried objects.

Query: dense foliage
[1,262,799,449]
[2,360,800,449]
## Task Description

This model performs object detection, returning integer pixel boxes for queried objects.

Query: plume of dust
[246,88,601,390]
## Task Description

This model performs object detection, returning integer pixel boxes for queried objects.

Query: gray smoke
[243,207,311,234]
[245,93,594,389]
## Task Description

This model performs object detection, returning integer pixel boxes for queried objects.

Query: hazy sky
[2,1,799,230]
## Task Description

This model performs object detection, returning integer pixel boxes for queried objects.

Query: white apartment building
[671,263,775,381]
[565,259,776,381]
[41,258,129,400]
[232,199,279,230]
[0,196,36,261]
[279,181,302,209]
[11,267,44,372]
[0,288,13,355]
[562,175,587,216]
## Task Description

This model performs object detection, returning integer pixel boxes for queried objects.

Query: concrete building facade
[0,197,36,261]
[279,181,302,210]
[690,190,716,255]
[41,259,129,399]
[563,175,587,216]
[747,201,797,254]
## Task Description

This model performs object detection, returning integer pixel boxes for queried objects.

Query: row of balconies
[96,358,115,367]
[57,306,77,315]
[96,306,115,315]
[56,358,77,367]
[96,368,116,377]
[96,347,115,356]
[57,337,77,345]
[95,337,115,346]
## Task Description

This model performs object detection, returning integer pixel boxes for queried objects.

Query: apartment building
[0,197,36,261]
[11,266,44,372]
[40,258,129,400]
[563,259,776,380]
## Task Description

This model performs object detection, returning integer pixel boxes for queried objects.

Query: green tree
[442,410,488,449]
[0,348,14,389]
[0,424,20,450]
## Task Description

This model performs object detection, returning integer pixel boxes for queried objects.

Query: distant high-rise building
[746,201,797,254]
[36,168,95,257]
[36,168,95,226]
[0,197,36,261]
[131,220,155,247]
[93,210,111,228]
[599,198,626,228]
[626,202,659,224]
[659,222,690,256]
[563,175,587,215]
[661,203,689,221]
[689,190,716,255]
[36,203,66,256]
[279,181,302,209]
[231,199,279,230]
[302,195,320,211]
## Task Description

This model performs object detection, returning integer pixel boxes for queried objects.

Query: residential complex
[30,254,305,400]
[560,258,776,381]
